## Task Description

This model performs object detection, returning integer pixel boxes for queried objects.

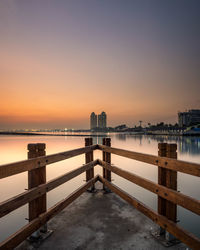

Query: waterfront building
[97,114,102,128]
[90,112,97,130]
[178,109,200,127]
[90,111,107,130]
[98,111,107,129]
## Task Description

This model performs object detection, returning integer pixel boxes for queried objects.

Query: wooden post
[102,138,106,179]
[157,143,178,242]
[158,143,167,218]
[85,138,94,191]
[102,138,111,190]
[85,138,93,181]
[37,143,47,233]
[85,138,90,182]
[158,143,167,235]
[166,144,177,222]
[89,138,94,181]
[28,143,47,237]
[165,143,178,242]
[102,138,111,181]
[105,138,111,182]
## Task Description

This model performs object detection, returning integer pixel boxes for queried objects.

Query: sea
[0,133,200,242]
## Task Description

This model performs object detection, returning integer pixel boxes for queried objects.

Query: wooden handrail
[99,175,200,250]
[0,176,99,250]
[0,144,98,179]
[98,160,200,216]
[1,144,199,179]
[0,141,199,249]
[0,160,98,218]
[98,145,200,177]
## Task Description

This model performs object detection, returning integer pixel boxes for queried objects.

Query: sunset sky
[0,0,200,129]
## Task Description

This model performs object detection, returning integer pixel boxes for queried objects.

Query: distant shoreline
[0,131,200,137]
[0,132,107,137]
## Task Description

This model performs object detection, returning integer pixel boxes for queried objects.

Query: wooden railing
[98,144,200,177]
[97,142,200,249]
[0,138,200,249]
[0,144,98,179]
[0,141,99,249]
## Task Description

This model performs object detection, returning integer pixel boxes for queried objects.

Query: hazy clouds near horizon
[0,0,200,129]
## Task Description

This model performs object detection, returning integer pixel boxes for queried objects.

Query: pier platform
[17,183,187,250]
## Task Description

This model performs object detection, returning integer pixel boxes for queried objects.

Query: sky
[0,0,200,129]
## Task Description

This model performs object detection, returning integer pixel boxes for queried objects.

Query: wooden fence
[0,138,199,249]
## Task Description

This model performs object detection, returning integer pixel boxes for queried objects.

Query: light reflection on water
[0,134,200,242]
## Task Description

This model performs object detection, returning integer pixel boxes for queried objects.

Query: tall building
[90,112,97,130]
[178,109,200,127]
[90,111,107,130]
[98,114,102,128]
[98,111,107,129]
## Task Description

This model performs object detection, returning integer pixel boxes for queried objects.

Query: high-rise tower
[98,111,107,129]
[90,112,97,130]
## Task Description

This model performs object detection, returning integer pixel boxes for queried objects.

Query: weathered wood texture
[0,176,99,250]
[99,176,200,250]
[102,138,111,181]
[97,144,200,177]
[157,143,167,235]
[0,160,98,218]
[85,138,94,181]
[102,138,106,179]
[28,143,46,222]
[98,160,200,216]
[0,144,98,179]
[165,144,177,222]
[158,143,167,217]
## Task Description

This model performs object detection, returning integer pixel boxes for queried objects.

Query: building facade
[178,109,200,127]
[98,112,107,129]
[90,111,107,130]
[90,112,97,130]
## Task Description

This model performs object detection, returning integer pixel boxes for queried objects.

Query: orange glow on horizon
[1,1,199,129]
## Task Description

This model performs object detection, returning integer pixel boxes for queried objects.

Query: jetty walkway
[0,138,199,249]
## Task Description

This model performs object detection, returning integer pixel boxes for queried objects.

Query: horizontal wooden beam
[0,160,98,218]
[98,145,200,177]
[0,175,99,250]
[1,144,199,179]
[0,145,98,179]
[98,160,200,216]
[98,176,200,250]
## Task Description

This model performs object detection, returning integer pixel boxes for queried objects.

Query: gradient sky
[0,0,200,129]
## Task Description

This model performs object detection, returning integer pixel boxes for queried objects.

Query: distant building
[98,112,107,129]
[90,111,107,130]
[178,109,200,127]
[90,112,97,130]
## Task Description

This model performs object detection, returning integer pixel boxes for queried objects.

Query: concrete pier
[17,183,187,250]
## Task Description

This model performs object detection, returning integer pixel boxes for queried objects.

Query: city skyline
[1,1,200,129]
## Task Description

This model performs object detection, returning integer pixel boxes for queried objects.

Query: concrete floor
[17,182,188,250]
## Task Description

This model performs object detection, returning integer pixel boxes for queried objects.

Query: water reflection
[115,133,126,141]
[113,134,200,155]
[90,136,105,145]
[0,134,200,242]
[179,137,200,155]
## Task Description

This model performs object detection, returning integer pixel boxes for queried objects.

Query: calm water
[0,134,200,242]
